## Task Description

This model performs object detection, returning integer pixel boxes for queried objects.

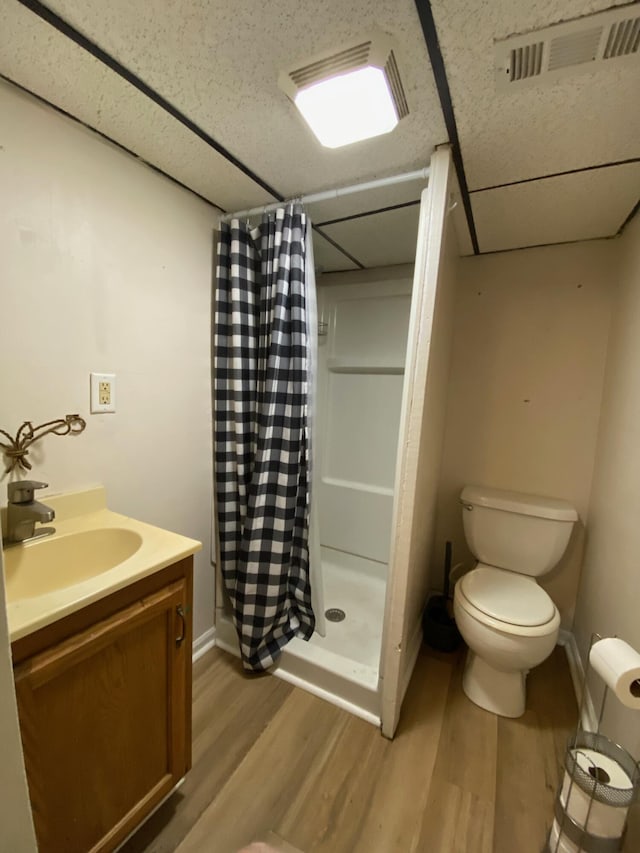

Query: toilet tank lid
[460,485,578,522]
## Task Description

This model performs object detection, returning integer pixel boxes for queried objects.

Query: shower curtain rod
[221,166,430,222]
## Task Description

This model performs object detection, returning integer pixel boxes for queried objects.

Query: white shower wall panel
[324,372,404,489]
[332,293,411,363]
[317,278,413,574]
[319,484,393,564]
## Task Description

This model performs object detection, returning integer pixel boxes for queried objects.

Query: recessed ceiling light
[279,32,409,149]
[294,66,398,148]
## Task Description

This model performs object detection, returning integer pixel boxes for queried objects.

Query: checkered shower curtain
[214,204,315,671]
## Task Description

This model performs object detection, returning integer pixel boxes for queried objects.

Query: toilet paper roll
[589,638,640,710]
[560,748,631,838]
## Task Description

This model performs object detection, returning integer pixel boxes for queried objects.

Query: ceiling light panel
[280,31,409,148]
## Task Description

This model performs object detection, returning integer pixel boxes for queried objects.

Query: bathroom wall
[434,239,617,627]
[0,80,218,641]
[573,215,640,758]
[0,549,37,851]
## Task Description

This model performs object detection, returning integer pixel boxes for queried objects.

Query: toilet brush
[443,539,452,601]
[422,541,462,652]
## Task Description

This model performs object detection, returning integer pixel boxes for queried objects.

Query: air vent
[280,30,409,121]
[548,28,602,71]
[289,42,372,88]
[509,42,544,81]
[604,17,640,59]
[495,6,639,91]
[385,51,409,119]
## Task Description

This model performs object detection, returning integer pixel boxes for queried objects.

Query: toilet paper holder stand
[546,633,640,853]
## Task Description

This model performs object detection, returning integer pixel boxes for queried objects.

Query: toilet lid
[459,566,556,627]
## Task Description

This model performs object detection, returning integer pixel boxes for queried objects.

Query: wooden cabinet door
[14,579,189,853]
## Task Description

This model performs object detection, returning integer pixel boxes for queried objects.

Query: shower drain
[325,608,346,622]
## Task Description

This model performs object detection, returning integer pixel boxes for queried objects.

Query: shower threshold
[216,613,380,725]
[216,552,386,725]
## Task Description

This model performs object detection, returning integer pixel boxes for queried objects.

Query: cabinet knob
[175,605,186,647]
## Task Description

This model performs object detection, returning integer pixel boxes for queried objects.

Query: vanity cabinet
[11,557,193,853]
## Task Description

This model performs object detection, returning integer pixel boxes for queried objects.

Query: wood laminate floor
[121,644,637,853]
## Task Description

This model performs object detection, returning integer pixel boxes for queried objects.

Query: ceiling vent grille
[384,50,409,119]
[495,6,639,91]
[604,17,640,59]
[548,27,602,71]
[280,31,409,120]
[509,42,544,81]
[289,42,372,88]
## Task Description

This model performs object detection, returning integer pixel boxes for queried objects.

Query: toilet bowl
[454,565,560,717]
[456,485,577,718]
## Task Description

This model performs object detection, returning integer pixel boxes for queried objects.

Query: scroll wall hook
[0,415,86,473]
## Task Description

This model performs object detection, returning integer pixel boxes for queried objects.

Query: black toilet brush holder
[422,541,462,653]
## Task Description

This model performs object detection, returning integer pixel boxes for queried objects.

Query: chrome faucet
[5,481,56,545]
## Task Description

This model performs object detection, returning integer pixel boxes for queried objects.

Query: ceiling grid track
[0,72,223,211]
[15,0,367,269]
[413,0,480,253]
[414,1,640,252]
[617,197,640,235]
[477,232,624,257]
[12,1,638,257]
[317,198,421,227]
[312,226,365,268]
[16,0,284,201]
[471,157,640,193]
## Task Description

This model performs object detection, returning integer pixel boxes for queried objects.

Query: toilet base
[462,650,526,718]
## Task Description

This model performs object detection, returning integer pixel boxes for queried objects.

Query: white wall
[573,215,640,758]
[0,80,217,641]
[434,240,616,627]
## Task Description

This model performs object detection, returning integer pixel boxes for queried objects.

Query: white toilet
[453,484,578,718]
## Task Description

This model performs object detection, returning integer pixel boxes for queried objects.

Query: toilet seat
[456,566,559,637]
[460,565,555,626]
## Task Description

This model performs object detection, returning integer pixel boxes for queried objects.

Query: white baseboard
[215,635,239,658]
[192,626,216,663]
[558,628,597,732]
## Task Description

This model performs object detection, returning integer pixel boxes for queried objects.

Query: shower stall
[215,147,458,737]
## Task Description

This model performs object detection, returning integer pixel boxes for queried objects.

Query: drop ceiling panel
[322,206,421,268]
[0,2,276,211]
[472,163,640,252]
[44,0,448,199]
[308,177,426,224]
[431,0,640,188]
[312,231,359,273]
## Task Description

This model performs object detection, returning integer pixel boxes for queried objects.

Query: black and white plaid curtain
[214,204,315,671]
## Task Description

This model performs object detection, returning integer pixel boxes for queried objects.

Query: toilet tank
[460,485,578,577]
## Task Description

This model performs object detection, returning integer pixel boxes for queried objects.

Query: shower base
[215,551,387,726]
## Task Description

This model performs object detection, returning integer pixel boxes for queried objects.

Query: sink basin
[3,528,143,602]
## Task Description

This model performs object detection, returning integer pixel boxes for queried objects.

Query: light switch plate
[90,372,116,413]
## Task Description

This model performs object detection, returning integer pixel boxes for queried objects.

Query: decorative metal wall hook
[0,415,86,473]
